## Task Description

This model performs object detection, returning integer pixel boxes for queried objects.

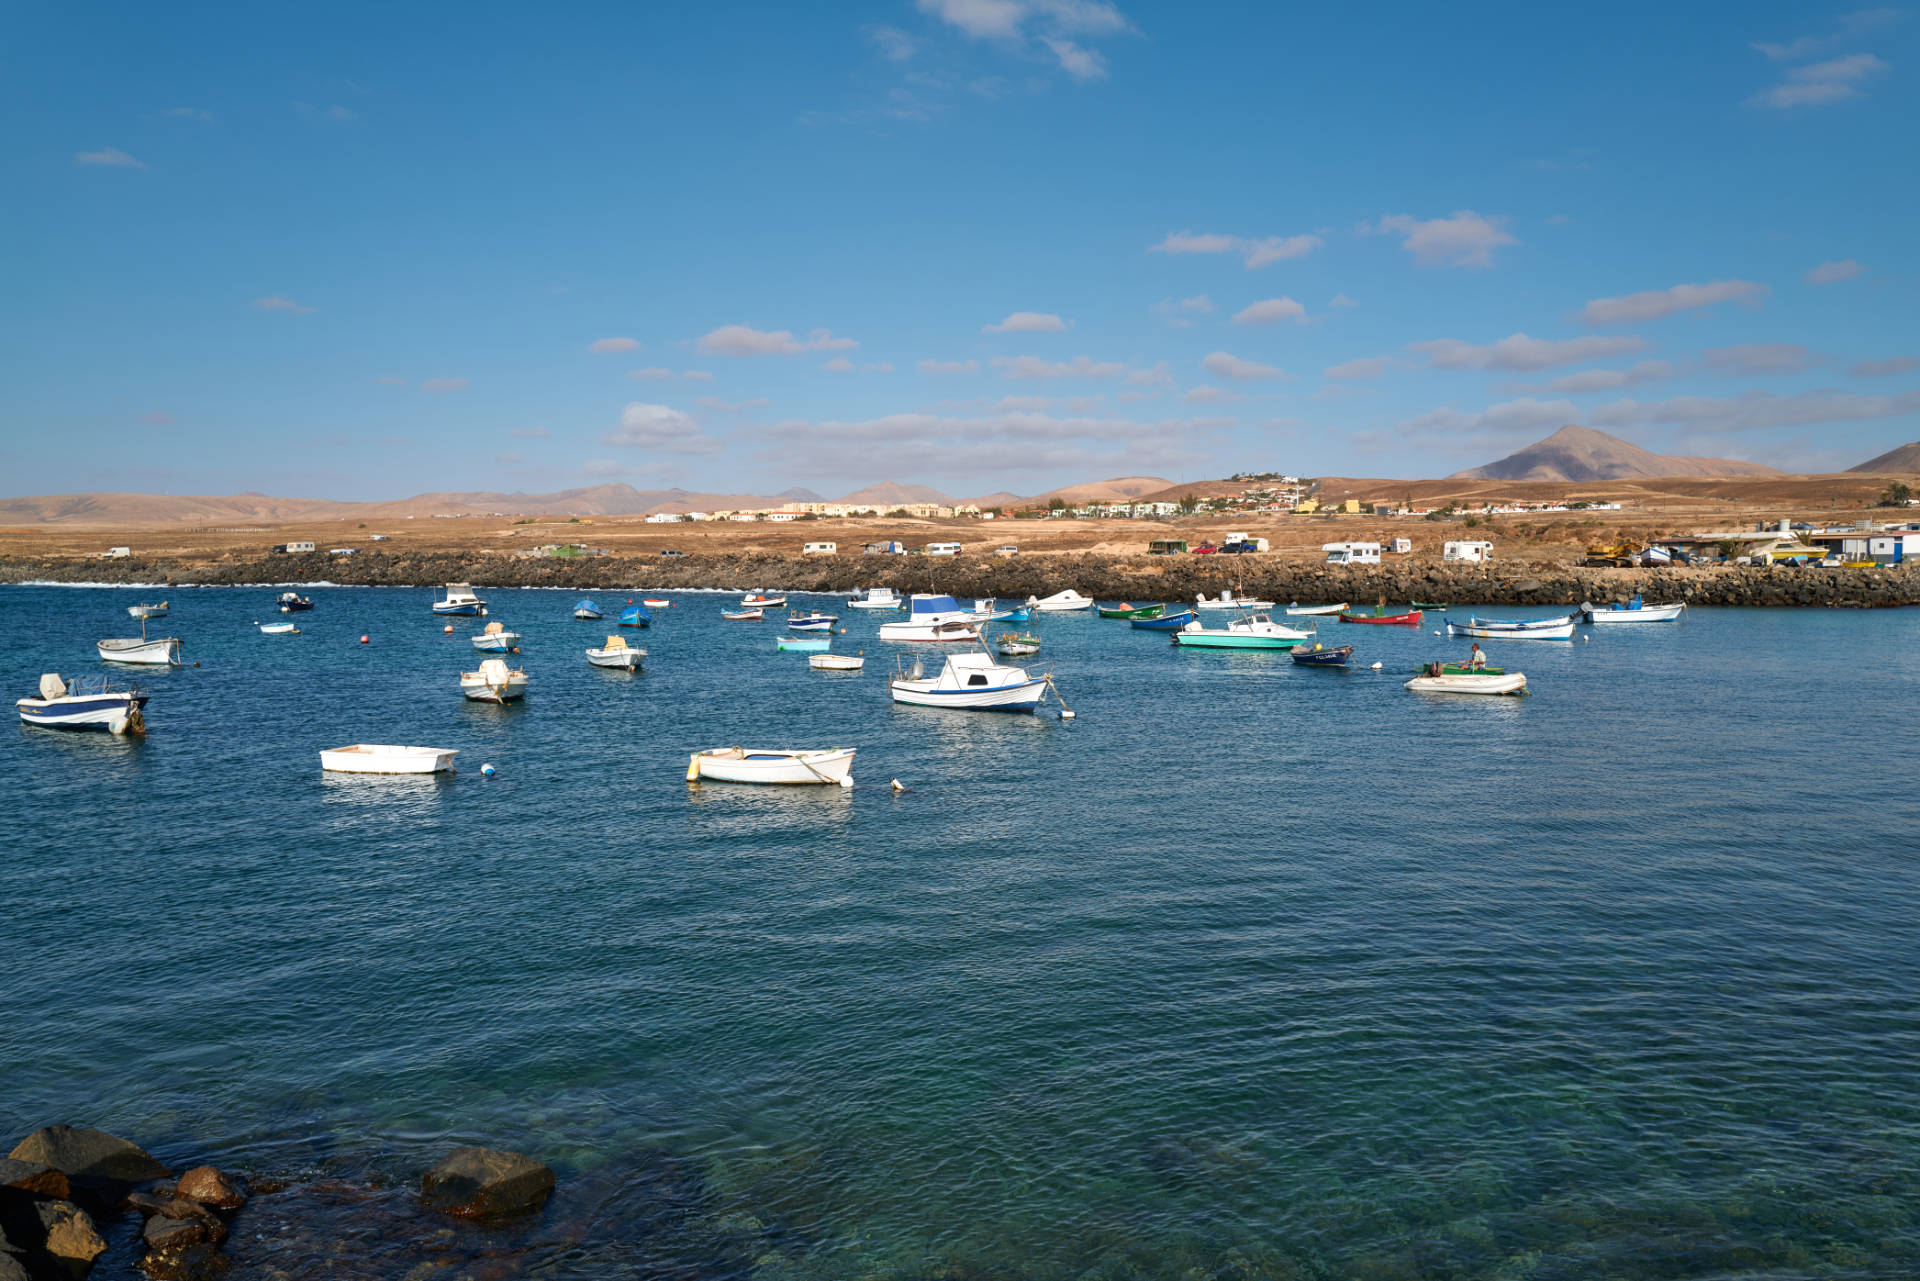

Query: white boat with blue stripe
[18,674,148,734]
[433,583,487,615]
[878,594,979,642]
[889,648,1050,713]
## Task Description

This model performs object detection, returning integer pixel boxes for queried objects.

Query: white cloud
[916,0,1028,38]
[254,295,315,314]
[1150,230,1324,269]
[697,324,858,356]
[984,311,1069,333]
[1330,292,1358,309]
[1202,351,1288,381]
[1044,37,1108,79]
[993,395,1057,411]
[1183,385,1242,404]
[1369,211,1517,267]
[697,395,771,411]
[918,358,980,374]
[866,24,919,60]
[589,337,640,353]
[1753,9,1900,61]
[1852,356,1920,377]
[1411,332,1648,372]
[1806,259,1864,284]
[421,377,468,392]
[1232,297,1307,326]
[1590,388,1920,433]
[511,426,551,439]
[993,354,1130,380]
[627,367,675,381]
[822,357,855,372]
[74,147,145,169]
[1522,360,1676,394]
[1579,280,1769,325]
[1703,343,1817,374]
[1396,397,1583,444]
[1325,355,1396,381]
[606,402,722,453]
[1749,52,1888,108]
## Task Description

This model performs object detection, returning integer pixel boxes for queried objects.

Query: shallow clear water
[4,585,1919,1278]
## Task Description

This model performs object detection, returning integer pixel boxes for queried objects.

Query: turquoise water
[4,585,1919,1278]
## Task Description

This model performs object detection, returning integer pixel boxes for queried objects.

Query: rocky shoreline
[6,551,1918,609]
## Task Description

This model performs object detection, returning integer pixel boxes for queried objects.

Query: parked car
[659,549,685,557]
[995,545,1019,556]
[329,547,358,556]
[1193,542,1220,554]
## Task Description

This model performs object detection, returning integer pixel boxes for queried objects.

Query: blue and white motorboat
[1448,615,1576,640]
[878,594,978,642]
[432,583,486,615]
[277,592,314,613]
[472,621,522,652]
[1580,596,1687,624]
[619,603,653,628]
[1130,609,1198,631]
[847,587,903,610]
[17,673,148,734]
[573,598,604,620]
[789,609,838,630]
[888,645,1050,712]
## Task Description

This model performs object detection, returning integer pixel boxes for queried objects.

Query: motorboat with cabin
[472,621,522,651]
[879,594,981,642]
[586,635,644,670]
[1196,589,1276,610]
[889,640,1050,712]
[459,657,528,702]
[278,592,315,613]
[847,587,903,610]
[1171,611,1312,650]
[433,583,487,616]
[17,673,148,734]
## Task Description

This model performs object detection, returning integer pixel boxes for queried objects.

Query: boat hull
[320,744,459,774]
[1338,611,1422,626]
[1582,602,1686,623]
[586,648,644,669]
[1447,620,1574,640]
[1291,645,1354,666]
[17,693,147,733]
[1173,632,1303,649]
[788,620,833,631]
[690,747,854,785]
[471,634,521,651]
[1284,603,1347,616]
[573,609,603,620]
[878,619,978,642]
[808,654,865,671]
[1405,672,1528,696]
[1131,611,1197,631]
[260,624,299,635]
[778,638,831,652]
[889,675,1048,711]
[96,637,181,665]
[432,603,481,616]
[1097,605,1164,619]
[459,674,528,702]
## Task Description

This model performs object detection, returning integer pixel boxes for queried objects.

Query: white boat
[260,622,300,635]
[847,587,903,610]
[741,592,787,609]
[585,635,645,670]
[1196,589,1277,610]
[1285,601,1347,616]
[687,746,855,786]
[96,621,181,665]
[471,621,521,651]
[879,594,981,642]
[1581,597,1686,624]
[1405,669,1529,696]
[808,653,865,671]
[1171,612,1312,649]
[995,633,1041,657]
[889,647,1049,712]
[1027,589,1095,612]
[17,673,147,734]
[1447,616,1575,640]
[320,744,459,774]
[433,583,487,616]
[127,601,169,619]
[459,657,528,702]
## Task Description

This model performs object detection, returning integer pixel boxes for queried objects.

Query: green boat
[1412,662,1505,675]
[1097,602,1165,620]
[1411,601,1449,611]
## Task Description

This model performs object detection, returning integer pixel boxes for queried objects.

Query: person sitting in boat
[1467,643,1487,670]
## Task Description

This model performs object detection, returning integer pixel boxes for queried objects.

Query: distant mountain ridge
[1452,425,1779,482]
[835,481,953,506]
[1848,440,1920,473]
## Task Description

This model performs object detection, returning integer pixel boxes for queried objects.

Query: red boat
[1338,608,1423,626]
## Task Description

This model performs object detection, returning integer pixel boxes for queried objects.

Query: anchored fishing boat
[1291,642,1354,667]
[1284,602,1347,616]
[1097,602,1165,620]
[643,599,671,608]
[459,657,527,702]
[320,744,459,774]
[472,621,521,652]
[1447,616,1575,640]
[995,632,1041,657]
[1027,589,1095,612]
[809,652,865,671]
[127,601,169,619]
[1411,601,1449,612]
[572,598,604,620]
[721,608,764,621]
[433,583,487,615]
[1196,590,1276,611]
[687,746,856,786]
[889,644,1051,712]
[1172,612,1312,650]
[789,610,839,630]
[1581,596,1686,624]
[847,587,903,610]
[741,592,787,609]
[1130,609,1198,631]
[879,594,979,642]
[96,613,181,665]
[277,592,314,613]
[777,636,831,652]
[1405,666,1529,696]
[17,673,147,734]
[259,622,300,635]
[1338,607,1423,626]
[586,635,644,670]
[618,603,652,628]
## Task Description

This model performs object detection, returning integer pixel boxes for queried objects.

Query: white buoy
[481,763,496,777]
[1370,661,1382,670]
[838,776,854,789]
[891,778,906,792]
[1061,709,1075,718]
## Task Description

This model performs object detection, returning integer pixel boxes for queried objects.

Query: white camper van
[1323,542,1381,565]
[1443,540,1494,564]
[802,541,837,556]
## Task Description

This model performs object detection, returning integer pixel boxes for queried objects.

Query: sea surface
[3,584,1918,1279]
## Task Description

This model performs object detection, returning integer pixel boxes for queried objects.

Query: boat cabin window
[968,674,988,686]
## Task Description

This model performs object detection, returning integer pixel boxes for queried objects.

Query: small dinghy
[809,652,865,671]
[1581,596,1686,624]
[17,673,147,734]
[722,608,764,621]
[741,593,787,609]
[778,636,831,652]
[573,598,604,620]
[1027,589,1095,612]
[1196,590,1275,611]
[1405,665,1528,696]
[127,601,169,619]
[642,598,671,608]
[1291,642,1354,667]
[995,633,1041,657]
[320,744,459,774]
[1410,601,1449,612]
[618,604,653,628]
[1285,602,1347,616]
[471,621,522,652]
[260,622,300,635]
[1338,607,1423,626]
[278,592,315,613]
[459,657,528,702]
[687,746,856,786]
[1448,616,1574,640]
[1131,609,1197,631]
[847,587,902,610]
[586,634,645,670]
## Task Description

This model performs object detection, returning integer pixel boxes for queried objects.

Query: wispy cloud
[913,0,1133,82]
[1851,355,1920,377]
[605,402,722,453]
[74,147,145,169]
[1703,343,1818,374]
[697,325,857,356]
[1150,230,1323,269]
[697,395,772,412]
[1579,280,1769,325]
[1805,258,1864,284]
[984,311,1069,333]
[918,358,981,375]
[421,377,468,393]
[253,295,315,314]
[1232,297,1307,326]
[1330,292,1358,309]
[865,24,919,60]
[1366,211,1518,268]
[1325,355,1397,381]
[1751,8,1900,61]
[1394,397,1582,447]
[589,336,640,353]
[1411,333,1647,372]
[371,376,406,387]
[1202,351,1289,381]
[1513,360,1675,394]
[1749,52,1890,108]
[1044,37,1108,79]
[1183,385,1242,404]
[1591,388,1920,433]
[992,354,1131,380]
[823,358,896,373]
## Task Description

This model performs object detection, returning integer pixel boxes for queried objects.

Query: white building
[645,513,685,523]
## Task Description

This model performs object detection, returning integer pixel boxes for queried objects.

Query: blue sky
[5,1,1917,500]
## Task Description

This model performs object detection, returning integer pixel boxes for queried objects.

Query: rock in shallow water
[35,1198,107,1266]
[0,1158,69,1200]
[7,1126,170,1184]
[420,1147,555,1219]
[175,1167,246,1211]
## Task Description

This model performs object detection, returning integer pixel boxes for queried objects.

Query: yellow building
[1292,499,1319,514]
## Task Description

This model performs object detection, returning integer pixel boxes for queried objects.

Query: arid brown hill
[1452,425,1779,482]
[1847,441,1920,473]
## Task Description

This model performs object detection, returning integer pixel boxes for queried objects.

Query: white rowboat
[96,636,181,665]
[1447,618,1575,640]
[260,622,300,635]
[320,744,460,774]
[1405,671,1529,696]
[1285,602,1347,616]
[1196,590,1277,610]
[809,653,865,671]
[128,602,169,619]
[1581,599,1686,623]
[1027,589,1095,612]
[687,747,855,786]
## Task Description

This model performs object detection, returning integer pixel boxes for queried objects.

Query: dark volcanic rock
[36,1198,107,1267]
[173,1168,245,1211]
[7,1126,170,1185]
[142,1211,221,1251]
[0,1159,69,1200]
[420,1147,555,1220]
